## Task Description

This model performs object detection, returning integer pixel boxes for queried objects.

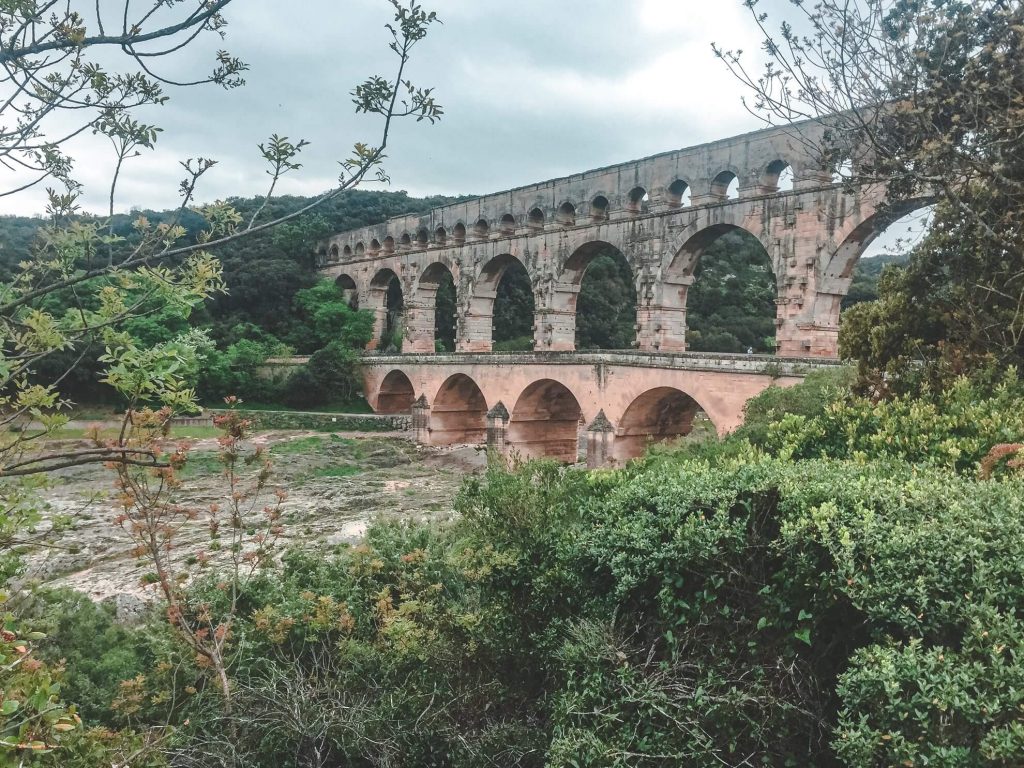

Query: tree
[0,0,442,758]
[718,0,1024,389]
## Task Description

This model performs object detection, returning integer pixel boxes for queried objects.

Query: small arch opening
[354,241,366,257]
[416,228,429,248]
[329,244,340,261]
[430,374,487,445]
[667,179,691,207]
[590,195,609,222]
[452,223,466,245]
[556,201,576,227]
[626,186,649,215]
[474,219,490,239]
[369,238,381,254]
[711,171,739,200]
[527,207,545,230]
[335,274,358,309]
[765,160,794,193]
[377,370,415,414]
[499,213,516,235]
[832,158,854,185]
[508,379,582,463]
[383,236,395,253]
[400,233,412,250]
[342,244,353,259]
[434,226,447,246]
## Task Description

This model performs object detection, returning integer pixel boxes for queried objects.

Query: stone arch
[430,374,487,445]
[561,240,638,350]
[626,186,648,215]
[376,370,415,414]
[527,207,545,230]
[667,179,691,207]
[462,254,535,352]
[409,261,458,353]
[668,222,772,280]
[400,233,412,250]
[369,238,381,254]
[355,241,366,257]
[329,243,340,260]
[687,224,779,353]
[611,387,706,463]
[499,213,516,235]
[474,218,489,239]
[764,159,794,192]
[434,225,447,246]
[590,195,609,222]
[383,236,395,253]
[710,170,739,200]
[812,198,934,325]
[334,273,359,309]
[416,227,429,248]
[343,244,353,258]
[368,267,404,351]
[508,378,582,463]
[452,222,466,245]
[556,201,576,227]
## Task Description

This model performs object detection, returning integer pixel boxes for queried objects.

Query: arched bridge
[315,118,924,463]
[361,352,837,466]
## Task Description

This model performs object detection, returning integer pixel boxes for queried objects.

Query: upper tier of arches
[319,119,856,265]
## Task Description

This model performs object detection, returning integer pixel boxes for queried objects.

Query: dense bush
[764,372,1024,473]
[62,453,1010,767]
[280,342,363,409]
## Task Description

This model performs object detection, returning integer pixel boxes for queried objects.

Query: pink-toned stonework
[357,352,837,466]
[305,119,929,466]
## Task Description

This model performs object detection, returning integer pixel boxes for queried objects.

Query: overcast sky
[0,0,928,251]
[3,0,787,216]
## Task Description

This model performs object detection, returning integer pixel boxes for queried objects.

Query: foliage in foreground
[94,453,1015,767]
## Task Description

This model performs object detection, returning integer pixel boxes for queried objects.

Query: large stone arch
[555,240,639,351]
[366,268,404,351]
[640,222,776,353]
[375,370,415,414]
[429,373,487,445]
[507,378,582,463]
[811,197,934,337]
[610,386,707,463]
[459,253,535,353]
[406,260,459,353]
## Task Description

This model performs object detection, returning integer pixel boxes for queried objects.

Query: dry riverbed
[22,430,486,615]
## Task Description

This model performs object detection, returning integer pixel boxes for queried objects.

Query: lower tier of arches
[360,355,821,466]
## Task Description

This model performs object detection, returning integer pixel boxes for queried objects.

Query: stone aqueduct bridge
[355,352,837,466]
[314,120,913,464]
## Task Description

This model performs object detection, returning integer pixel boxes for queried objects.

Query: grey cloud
[3,0,786,215]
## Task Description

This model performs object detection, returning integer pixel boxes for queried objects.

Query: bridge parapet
[361,350,840,377]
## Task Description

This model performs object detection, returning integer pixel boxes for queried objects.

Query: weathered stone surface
[316,119,931,358]
[360,351,837,465]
